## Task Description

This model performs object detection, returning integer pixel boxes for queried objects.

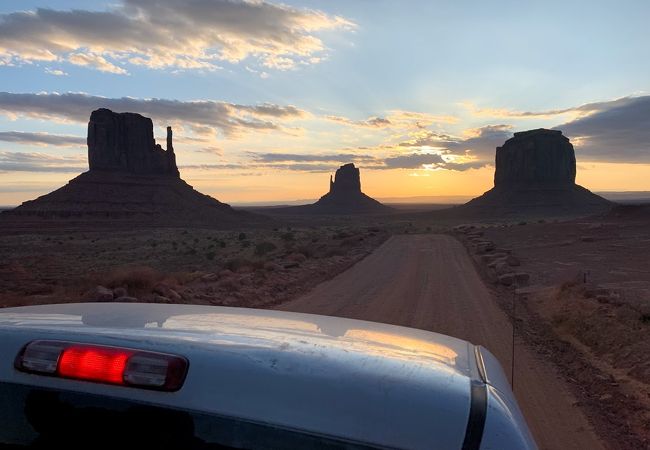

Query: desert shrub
[217,277,240,292]
[240,240,251,248]
[333,231,351,240]
[224,258,251,272]
[206,251,216,260]
[224,258,264,272]
[323,247,344,258]
[255,241,277,256]
[287,253,307,263]
[238,232,247,241]
[641,314,650,324]
[295,245,315,258]
[219,241,226,248]
[169,271,201,285]
[340,236,361,247]
[280,232,294,241]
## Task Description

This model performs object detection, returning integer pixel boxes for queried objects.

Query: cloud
[445,124,513,159]
[325,115,392,128]
[249,152,374,163]
[383,153,445,169]
[68,52,128,74]
[0,0,354,73]
[45,68,67,76]
[194,146,223,156]
[398,130,456,148]
[393,125,512,163]
[556,95,650,162]
[0,92,308,137]
[463,95,647,120]
[381,152,486,171]
[0,151,85,172]
[324,110,458,130]
[0,131,85,147]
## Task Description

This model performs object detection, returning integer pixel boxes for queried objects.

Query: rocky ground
[0,225,390,310]
[454,217,650,448]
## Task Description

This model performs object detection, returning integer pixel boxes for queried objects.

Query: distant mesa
[313,163,390,213]
[460,129,611,218]
[3,109,254,226]
[270,163,391,215]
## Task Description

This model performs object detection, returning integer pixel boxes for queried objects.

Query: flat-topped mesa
[494,128,575,188]
[87,108,179,177]
[458,128,610,218]
[329,163,362,195]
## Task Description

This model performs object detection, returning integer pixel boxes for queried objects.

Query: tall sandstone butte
[268,163,390,215]
[311,163,390,214]
[4,109,252,226]
[87,108,179,176]
[494,129,575,188]
[461,129,610,218]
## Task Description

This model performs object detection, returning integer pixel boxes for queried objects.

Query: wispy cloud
[44,67,67,76]
[249,152,375,163]
[325,115,392,128]
[0,131,85,147]
[0,0,354,74]
[324,110,457,130]
[0,151,85,172]
[0,92,308,137]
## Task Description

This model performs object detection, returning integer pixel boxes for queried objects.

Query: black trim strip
[461,380,488,450]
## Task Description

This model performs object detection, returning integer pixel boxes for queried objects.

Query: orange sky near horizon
[2,162,650,207]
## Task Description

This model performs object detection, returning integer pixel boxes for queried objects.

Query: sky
[0,0,649,205]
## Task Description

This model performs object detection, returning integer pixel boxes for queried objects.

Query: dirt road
[277,234,605,450]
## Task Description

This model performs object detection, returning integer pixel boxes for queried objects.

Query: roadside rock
[200,273,219,282]
[514,273,530,286]
[494,261,511,275]
[498,274,515,286]
[153,283,181,302]
[505,255,521,267]
[114,296,139,302]
[153,294,172,303]
[85,285,114,301]
[113,287,128,298]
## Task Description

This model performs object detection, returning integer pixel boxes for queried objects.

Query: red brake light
[16,340,188,391]
[58,346,133,384]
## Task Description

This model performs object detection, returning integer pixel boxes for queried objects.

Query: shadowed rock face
[460,129,610,218]
[329,163,362,195]
[88,108,179,177]
[494,129,575,188]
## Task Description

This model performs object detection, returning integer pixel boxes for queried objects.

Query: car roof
[0,303,478,449]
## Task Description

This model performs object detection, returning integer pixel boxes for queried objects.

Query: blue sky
[0,0,649,204]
